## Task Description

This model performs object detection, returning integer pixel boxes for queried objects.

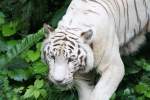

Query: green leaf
[24,86,34,98]
[26,50,40,62]
[32,61,48,75]
[143,63,150,72]
[7,40,18,47]
[34,79,44,89]
[6,40,19,51]
[36,42,42,51]
[40,89,47,97]
[137,96,145,100]
[2,21,18,37]
[125,65,141,75]
[136,59,150,71]
[123,88,131,95]
[33,90,40,99]
[13,87,24,94]
[144,90,150,98]
[135,83,149,94]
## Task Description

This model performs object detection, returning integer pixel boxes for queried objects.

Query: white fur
[44,0,150,100]
[75,80,94,100]
[79,41,94,72]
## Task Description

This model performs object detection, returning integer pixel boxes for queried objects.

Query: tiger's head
[41,24,94,88]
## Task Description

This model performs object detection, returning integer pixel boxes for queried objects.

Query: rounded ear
[43,23,54,37]
[81,29,93,43]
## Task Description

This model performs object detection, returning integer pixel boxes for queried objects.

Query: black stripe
[121,0,127,44]
[89,0,110,16]
[77,49,81,55]
[68,45,74,49]
[121,0,126,18]
[53,35,64,38]
[78,45,87,65]
[134,0,141,32]
[100,0,117,29]
[126,0,129,30]
[122,0,127,44]
[53,44,60,47]
[114,0,121,33]
[68,36,78,40]
[124,25,127,43]
[134,29,137,37]
[53,39,63,43]
[143,0,148,18]
[43,51,47,62]
[147,15,150,32]
[67,39,75,46]
[64,31,79,37]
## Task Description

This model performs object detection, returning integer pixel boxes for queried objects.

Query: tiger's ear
[43,23,54,37]
[81,29,93,43]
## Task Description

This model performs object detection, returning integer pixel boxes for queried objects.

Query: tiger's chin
[48,79,74,91]
[54,82,74,91]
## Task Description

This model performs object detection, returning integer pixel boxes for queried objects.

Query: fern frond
[0,28,44,67]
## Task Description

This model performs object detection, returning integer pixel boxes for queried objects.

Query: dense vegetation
[0,0,150,100]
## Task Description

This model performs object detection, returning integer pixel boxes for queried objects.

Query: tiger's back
[107,0,150,54]
[57,0,150,55]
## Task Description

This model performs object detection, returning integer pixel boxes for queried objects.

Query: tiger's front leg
[91,52,125,100]
[75,80,94,100]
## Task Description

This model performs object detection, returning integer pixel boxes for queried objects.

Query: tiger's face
[42,24,94,88]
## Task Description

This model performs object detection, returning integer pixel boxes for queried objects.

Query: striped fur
[42,32,87,71]
[42,0,150,100]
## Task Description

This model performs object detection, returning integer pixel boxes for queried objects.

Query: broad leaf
[24,86,34,98]
[32,61,48,75]
[2,21,18,37]
[26,50,40,62]
[135,83,149,94]
[144,90,150,98]
[33,90,40,99]
[34,79,44,89]
[40,89,47,97]
[136,59,150,71]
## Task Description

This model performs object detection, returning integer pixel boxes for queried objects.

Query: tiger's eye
[68,58,73,63]
[51,55,55,60]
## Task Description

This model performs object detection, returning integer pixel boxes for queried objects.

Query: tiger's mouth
[54,82,74,91]
[48,78,74,91]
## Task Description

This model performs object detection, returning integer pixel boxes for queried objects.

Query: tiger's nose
[54,79,64,84]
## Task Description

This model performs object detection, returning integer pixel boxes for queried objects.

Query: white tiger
[42,0,150,100]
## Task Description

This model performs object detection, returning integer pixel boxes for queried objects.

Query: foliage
[114,57,150,100]
[23,79,47,99]
[0,0,150,100]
